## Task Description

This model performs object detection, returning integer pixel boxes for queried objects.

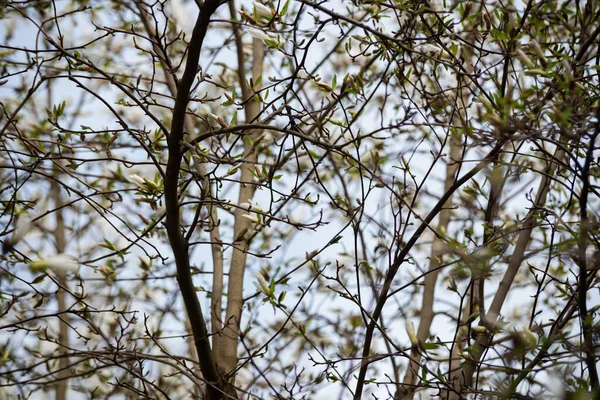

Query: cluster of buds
[128,174,162,195]
[239,2,282,48]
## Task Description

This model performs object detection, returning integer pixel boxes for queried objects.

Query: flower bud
[405,320,418,347]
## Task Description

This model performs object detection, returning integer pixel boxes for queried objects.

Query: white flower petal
[169,0,193,31]
[421,43,442,55]
[239,201,263,212]
[253,2,274,19]
[128,174,147,190]
[247,26,276,41]
[515,48,533,67]
[254,272,270,295]
[205,113,229,129]
[207,113,221,129]
[152,206,166,220]
[241,213,260,223]
[314,81,332,92]
[30,254,78,274]
[10,215,33,245]
[405,320,418,346]
[428,0,442,12]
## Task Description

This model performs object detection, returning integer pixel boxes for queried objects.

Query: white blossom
[128,174,147,190]
[421,43,442,56]
[8,215,33,246]
[152,206,166,220]
[239,201,263,212]
[254,272,271,295]
[247,26,277,42]
[428,0,443,12]
[206,113,228,129]
[314,80,332,92]
[253,2,274,19]
[515,48,533,67]
[405,320,418,346]
[30,254,78,274]
[241,213,260,223]
[529,39,545,61]
[169,0,193,32]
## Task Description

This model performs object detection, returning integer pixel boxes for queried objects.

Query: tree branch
[446,146,564,399]
[163,1,231,398]
[354,138,508,399]
[576,108,600,391]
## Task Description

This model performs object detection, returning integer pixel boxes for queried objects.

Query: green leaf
[264,39,280,49]
[102,239,117,251]
[490,29,509,42]
[278,291,286,303]
[330,235,342,244]
[423,342,440,350]
[280,0,290,16]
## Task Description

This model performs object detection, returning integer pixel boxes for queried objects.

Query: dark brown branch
[163,0,231,398]
[576,108,600,391]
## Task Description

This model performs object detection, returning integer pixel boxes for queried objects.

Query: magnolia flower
[529,39,547,65]
[420,43,442,56]
[314,80,333,92]
[13,216,33,240]
[241,213,260,223]
[253,2,274,19]
[238,9,257,24]
[225,164,241,177]
[30,254,78,274]
[3,215,34,253]
[405,320,418,347]
[254,272,271,296]
[515,48,533,68]
[206,113,228,129]
[239,201,263,212]
[428,0,442,12]
[129,174,161,193]
[247,26,277,42]
[152,206,166,220]
[128,174,147,190]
